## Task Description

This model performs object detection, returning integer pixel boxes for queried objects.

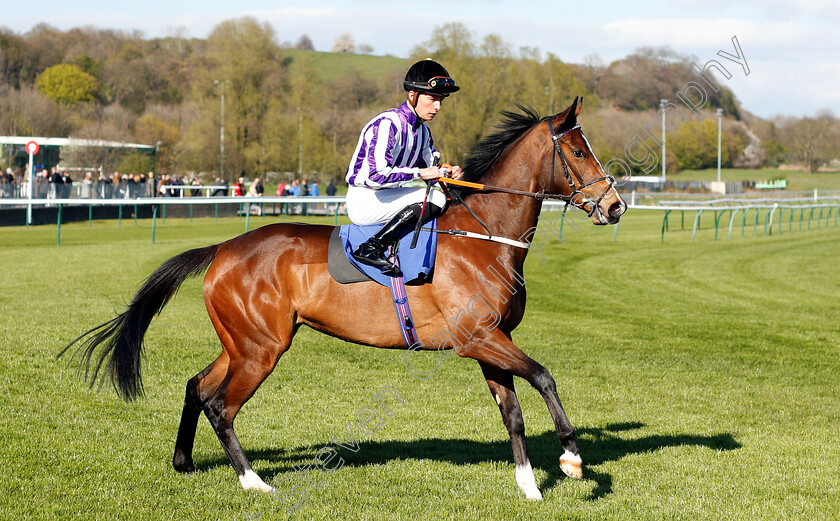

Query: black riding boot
[353,202,441,277]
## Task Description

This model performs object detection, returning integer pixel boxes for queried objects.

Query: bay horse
[62,97,626,501]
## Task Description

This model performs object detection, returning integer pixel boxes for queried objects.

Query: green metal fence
[3,197,839,246]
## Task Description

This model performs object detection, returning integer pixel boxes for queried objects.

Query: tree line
[1,20,837,182]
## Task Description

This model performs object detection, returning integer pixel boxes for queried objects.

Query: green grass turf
[1,210,839,520]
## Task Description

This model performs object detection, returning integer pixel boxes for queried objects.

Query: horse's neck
[461,137,544,240]
[442,154,544,267]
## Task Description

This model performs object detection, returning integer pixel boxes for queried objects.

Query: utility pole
[660,99,667,184]
[215,80,227,178]
[716,108,724,183]
[298,106,303,177]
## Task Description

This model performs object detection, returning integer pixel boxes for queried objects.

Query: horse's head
[544,97,626,225]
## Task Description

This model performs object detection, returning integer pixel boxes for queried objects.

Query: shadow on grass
[193,421,739,500]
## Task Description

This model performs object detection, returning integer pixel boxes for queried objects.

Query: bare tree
[295,34,314,51]
[786,112,838,173]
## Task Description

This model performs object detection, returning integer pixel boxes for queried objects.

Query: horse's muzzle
[591,199,626,225]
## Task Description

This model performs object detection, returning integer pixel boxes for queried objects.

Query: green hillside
[283,49,407,83]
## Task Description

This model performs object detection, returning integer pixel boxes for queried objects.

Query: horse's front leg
[478,361,542,500]
[526,359,583,479]
[463,334,583,481]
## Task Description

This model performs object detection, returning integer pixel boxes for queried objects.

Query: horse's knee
[530,365,557,393]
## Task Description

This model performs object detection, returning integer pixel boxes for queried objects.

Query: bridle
[441,118,617,216]
[545,117,616,218]
[428,116,622,249]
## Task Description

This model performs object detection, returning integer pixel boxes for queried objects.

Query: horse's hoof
[515,463,543,500]
[239,470,274,493]
[173,457,196,474]
[559,451,583,480]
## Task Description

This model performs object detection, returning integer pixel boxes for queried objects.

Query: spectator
[190,177,201,197]
[277,182,286,196]
[133,174,143,198]
[211,177,227,197]
[61,170,73,198]
[233,177,246,196]
[1,168,13,197]
[247,177,264,215]
[49,167,62,199]
[112,173,123,198]
[288,180,302,214]
[247,177,262,197]
[289,179,301,197]
[98,173,112,198]
[172,175,184,197]
[301,179,310,196]
[123,173,133,199]
[145,172,154,197]
[325,180,338,214]
[81,172,93,199]
[310,181,319,197]
[124,174,136,198]
[139,173,149,197]
[158,175,171,196]
[37,170,49,198]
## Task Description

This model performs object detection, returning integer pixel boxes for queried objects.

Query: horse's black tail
[59,244,219,402]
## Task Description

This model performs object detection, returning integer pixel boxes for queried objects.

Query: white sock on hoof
[515,462,543,500]
[238,469,274,492]
[559,450,583,479]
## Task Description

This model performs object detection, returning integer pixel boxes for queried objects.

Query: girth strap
[387,254,419,347]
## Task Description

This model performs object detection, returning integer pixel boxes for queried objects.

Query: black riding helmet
[403,59,460,97]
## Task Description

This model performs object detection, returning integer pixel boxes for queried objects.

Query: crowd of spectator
[0,166,160,199]
[1,167,340,209]
[275,179,336,197]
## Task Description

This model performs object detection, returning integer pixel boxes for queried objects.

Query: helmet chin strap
[407,91,425,126]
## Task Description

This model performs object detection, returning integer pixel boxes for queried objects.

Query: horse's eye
[573,149,586,158]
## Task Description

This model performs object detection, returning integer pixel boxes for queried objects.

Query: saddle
[327,221,438,287]
[327,221,438,348]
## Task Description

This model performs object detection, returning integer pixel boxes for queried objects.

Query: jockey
[345,58,463,276]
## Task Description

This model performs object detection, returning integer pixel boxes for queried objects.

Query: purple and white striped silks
[345,102,437,188]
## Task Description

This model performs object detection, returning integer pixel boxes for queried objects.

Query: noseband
[546,117,616,217]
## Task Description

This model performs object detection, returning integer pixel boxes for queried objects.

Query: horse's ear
[560,96,580,130]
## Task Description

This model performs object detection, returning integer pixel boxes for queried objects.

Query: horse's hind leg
[173,351,230,473]
[203,354,281,492]
[479,361,542,500]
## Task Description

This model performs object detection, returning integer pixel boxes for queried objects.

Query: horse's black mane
[460,104,546,184]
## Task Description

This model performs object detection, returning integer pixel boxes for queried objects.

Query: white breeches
[346,185,447,225]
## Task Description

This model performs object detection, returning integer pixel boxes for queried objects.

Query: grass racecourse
[1,208,839,521]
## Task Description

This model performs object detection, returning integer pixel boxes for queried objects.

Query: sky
[3,0,839,120]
